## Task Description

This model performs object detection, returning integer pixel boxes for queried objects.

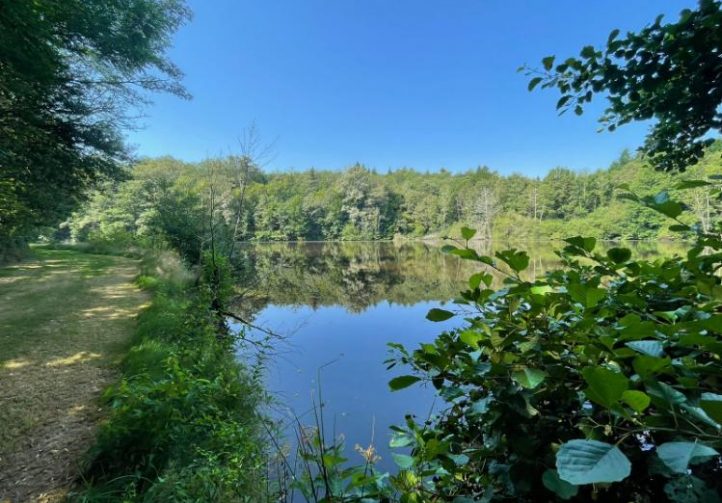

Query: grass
[68,251,272,502]
[0,247,148,502]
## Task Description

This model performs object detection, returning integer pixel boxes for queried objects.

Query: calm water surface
[233,240,677,472]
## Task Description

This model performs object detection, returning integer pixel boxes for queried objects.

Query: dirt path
[0,248,148,503]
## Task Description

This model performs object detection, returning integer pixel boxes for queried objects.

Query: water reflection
[233,240,683,315]
[232,240,683,474]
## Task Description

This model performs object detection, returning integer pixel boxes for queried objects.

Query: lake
[232,240,679,473]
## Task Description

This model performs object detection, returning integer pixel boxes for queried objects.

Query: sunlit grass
[0,247,148,498]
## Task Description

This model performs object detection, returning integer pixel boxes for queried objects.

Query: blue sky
[127,0,696,176]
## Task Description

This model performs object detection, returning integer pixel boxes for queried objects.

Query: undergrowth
[69,250,272,502]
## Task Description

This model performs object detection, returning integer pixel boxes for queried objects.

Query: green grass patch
[69,252,270,502]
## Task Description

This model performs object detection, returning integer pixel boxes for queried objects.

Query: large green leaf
[459,329,482,348]
[633,355,671,379]
[512,368,548,389]
[621,390,651,412]
[556,439,631,484]
[607,247,632,264]
[391,453,415,469]
[564,236,597,253]
[542,55,555,71]
[468,272,491,290]
[389,375,421,391]
[495,249,529,273]
[528,76,543,91]
[582,366,628,408]
[625,340,664,357]
[542,469,578,500]
[568,284,606,308]
[656,442,719,474]
[700,393,722,423]
[647,381,687,406]
[460,226,476,241]
[426,308,454,322]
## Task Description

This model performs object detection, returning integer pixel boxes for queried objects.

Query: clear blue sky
[127,0,696,177]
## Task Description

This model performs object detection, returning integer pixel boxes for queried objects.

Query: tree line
[66,141,721,254]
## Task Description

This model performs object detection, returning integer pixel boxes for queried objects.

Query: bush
[288,185,722,502]
[70,252,270,502]
[383,188,722,501]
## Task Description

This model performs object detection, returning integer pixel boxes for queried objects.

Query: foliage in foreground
[282,183,722,502]
[384,185,722,501]
[69,252,270,502]
[526,0,722,172]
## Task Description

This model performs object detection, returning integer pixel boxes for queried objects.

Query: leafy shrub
[384,185,722,501]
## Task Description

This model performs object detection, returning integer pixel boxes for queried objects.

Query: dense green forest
[66,142,722,251]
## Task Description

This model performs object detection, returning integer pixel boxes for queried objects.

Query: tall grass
[69,250,273,502]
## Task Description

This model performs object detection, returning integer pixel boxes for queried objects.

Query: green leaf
[644,193,685,218]
[528,77,543,91]
[564,236,597,253]
[557,440,631,484]
[389,375,421,391]
[495,249,530,273]
[556,95,571,109]
[426,308,454,322]
[625,340,664,357]
[530,284,553,295]
[542,56,555,71]
[633,355,671,378]
[391,453,415,469]
[700,393,722,423]
[459,329,482,348]
[580,45,596,58]
[468,271,492,289]
[468,397,492,416]
[646,381,687,406]
[607,28,620,44]
[656,442,719,474]
[680,404,721,429]
[449,453,470,466]
[582,366,628,408]
[654,200,684,219]
[607,247,631,264]
[447,248,479,261]
[460,226,476,241]
[542,469,579,500]
[568,284,606,308]
[512,368,548,389]
[675,179,712,189]
[322,453,346,468]
[389,432,413,448]
[621,390,651,412]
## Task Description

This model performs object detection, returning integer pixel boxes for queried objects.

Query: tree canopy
[0,0,189,257]
[67,146,721,256]
[527,0,722,172]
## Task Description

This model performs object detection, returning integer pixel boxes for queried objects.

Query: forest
[65,141,721,253]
